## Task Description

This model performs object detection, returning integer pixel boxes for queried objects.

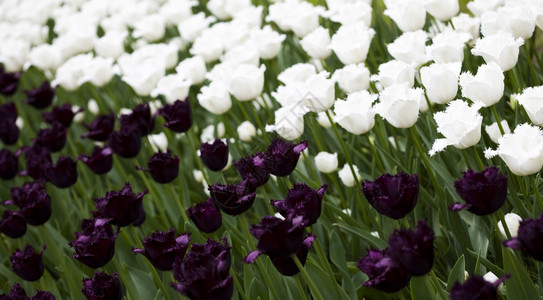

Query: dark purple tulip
[271,183,327,227]
[82,272,121,300]
[132,229,191,271]
[208,178,257,215]
[0,149,18,179]
[361,172,419,219]
[10,245,45,281]
[244,215,305,263]
[8,181,52,226]
[20,145,52,180]
[450,275,509,300]
[108,125,142,158]
[158,99,192,133]
[120,103,155,136]
[187,198,222,233]
[81,112,115,141]
[451,167,507,216]
[387,220,435,276]
[34,123,67,153]
[42,104,82,128]
[270,234,315,276]
[138,150,179,184]
[0,210,27,238]
[234,154,270,187]
[357,249,411,293]
[254,138,308,177]
[0,67,20,96]
[78,147,113,175]
[0,283,53,300]
[69,218,119,268]
[200,139,229,172]
[24,81,55,109]
[171,239,233,300]
[44,156,78,188]
[32,291,56,300]
[503,213,543,260]
[0,102,19,145]
[93,183,148,227]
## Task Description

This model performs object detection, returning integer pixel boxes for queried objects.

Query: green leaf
[447,255,465,290]
[411,276,435,300]
[334,223,388,249]
[502,248,541,300]
[306,259,350,300]
[126,266,158,300]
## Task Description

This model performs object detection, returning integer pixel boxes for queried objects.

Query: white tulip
[198,81,232,115]
[338,164,360,187]
[300,73,336,113]
[151,74,192,103]
[485,120,511,144]
[467,0,504,17]
[94,31,127,59]
[229,64,266,101]
[334,91,376,135]
[514,86,543,125]
[278,63,316,85]
[481,5,536,39]
[178,13,216,42]
[426,30,471,63]
[324,1,372,26]
[384,0,426,32]
[28,44,62,71]
[375,84,422,129]
[375,60,415,88]
[451,13,481,42]
[471,33,524,71]
[329,22,375,65]
[175,56,207,85]
[387,30,428,66]
[300,27,332,59]
[333,64,370,93]
[497,213,523,238]
[315,152,339,173]
[422,0,459,21]
[249,26,285,60]
[459,62,504,107]
[420,62,461,104]
[265,103,308,140]
[133,14,166,42]
[237,121,256,142]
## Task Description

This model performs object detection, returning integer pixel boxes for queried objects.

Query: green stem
[496,209,512,240]
[429,270,448,300]
[292,255,324,300]
[530,176,543,211]
[365,134,385,173]
[294,275,310,300]
[491,106,505,135]
[408,126,444,200]
[523,44,540,85]
[312,235,344,299]
[167,182,189,224]
[472,147,485,171]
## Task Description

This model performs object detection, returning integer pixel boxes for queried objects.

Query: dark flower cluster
[450,275,509,300]
[132,228,191,271]
[92,183,148,227]
[0,283,55,300]
[82,272,122,300]
[357,221,435,293]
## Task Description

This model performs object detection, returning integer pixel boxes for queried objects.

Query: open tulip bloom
[4,0,543,298]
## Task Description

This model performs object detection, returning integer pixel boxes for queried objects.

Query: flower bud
[450,274,509,300]
[209,178,257,215]
[375,60,415,88]
[265,103,307,141]
[10,245,45,281]
[388,220,435,276]
[254,139,308,177]
[271,183,328,227]
[0,67,20,96]
[422,0,459,21]
[452,167,507,216]
[175,55,207,85]
[78,146,113,175]
[426,30,471,64]
[503,213,543,260]
[334,90,376,135]
[485,121,511,144]
[314,152,338,173]
[199,139,229,172]
[384,0,426,32]
[387,30,428,65]
[24,81,55,110]
[515,86,543,126]
[34,123,67,153]
[158,99,192,133]
[69,218,118,268]
[0,102,19,145]
[9,181,52,226]
[82,112,115,141]
[93,183,148,227]
[237,121,256,142]
[108,126,142,159]
[451,13,480,42]
[235,154,270,187]
[333,64,370,93]
[198,82,232,115]
[141,150,179,184]
[151,75,192,104]
[357,249,411,293]
[375,84,422,129]
[330,22,375,65]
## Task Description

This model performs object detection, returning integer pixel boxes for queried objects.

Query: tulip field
[2,0,543,299]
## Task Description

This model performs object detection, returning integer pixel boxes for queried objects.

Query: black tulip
[93,183,148,227]
[187,198,222,233]
[208,178,257,216]
[0,148,18,179]
[234,154,270,187]
[387,220,435,276]
[42,103,82,128]
[20,145,52,180]
[34,123,67,153]
[200,139,229,172]
[138,150,179,184]
[119,103,155,136]
[132,229,191,271]
[253,138,308,177]
[82,272,122,300]
[8,181,52,226]
[10,245,46,281]
[108,125,142,158]
[69,218,119,269]
[158,99,192,133]
[504,213,543,261]
[24,81,55,109]
[357,248,411,293]
[0,102,19,145]
[81,112,115,141]
[450,275,509,300]
[0,67,20,96]
[78,146,113,175]
[44,156,78,188]
[271,183,327,227]
[0,210,27,238]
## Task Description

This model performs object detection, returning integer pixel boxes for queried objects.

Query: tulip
[375,60,415,88]
[234,154,270,187]
[10,245,45,281]
[197,81,232,115]
[228,64,266,101]
[0,149,18,180]
[95,31,127,59]
[69,218,119,268]
[333,91,376,135]
[481,6,536,40]
[158,99,192,133]
[388,220,435,276]
[208,178,257,215]
[108,126,142,159]
[175,55,207,85]
[467,0,502,17]
[361,172,419,219]
[498,213,523,238]
[420,62,461,104]
[199,139,229,172]
[44,156,78,188]
[471,33,524,71]
[384,0,426,32]
[485,120,511,144]
[1,283,55,299]
[451,13,481,42]
[187,198,223,233]
[357,248,411,293]
[24,81,55,109]
[375,84,422,129]
[265,103,307,140]
[515,86,543,126]
[0,210,27,238]
[300,27,332,59]
[132,229,191,271]
[20,145,52,180]
[451,167,507,216]
[78,147,113,175]
[459,62,504,107]
[0,67,20,96]
[314,152,338,174]
[277,63,316,85]
[266,0,323,37]
[82,272,122,300]
[338,164,360,187]
[119,103,155,136]
[387,30,428,66]
[450,275,509,300]
[8,181,52,226]
[34,123,67,153]
[93,183,148,227]
[332,64,370,93]
[270,234,315,276]
[422,0,458,21]
[253,138,308,177]
[325,1,372,26]
[503,213,543,261]
[426,30,471,63]
[42,104,82,128]
[0,102,19,145]
[81,112,115,141]
[249,26,286,60]
[141,150,179,184]
[151,74,192,104]
[171,239,233,300]
[329,22,375,65]
[271,183,327,227]
[236,121,256,142]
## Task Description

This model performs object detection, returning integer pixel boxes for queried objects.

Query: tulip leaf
[447,255,465,290]
[334,223,387,249]
[329,230,358,300]
[502,248,541,300]
[126,266,157,300]
[306,259,350,300]
[410,275,435,300]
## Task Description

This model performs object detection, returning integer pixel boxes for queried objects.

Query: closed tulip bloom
[467,0,502,17]
[375,84,422,129]
[228,64,266,101]
[119,103,155,136]
[81,112,115,141]
[78,147,113,175]
[33,123,67,153]
[158,99,192,133]
[472,33,524,71]
[450,275,509,300]
[375,60,415,88]
[388,220,435,276]
[0,102,19,145]
[333,64,370,93]
[82,272,122,300]
[420,62,461,104]
[133,229,191,271]
[387,30,428,66]
[139,150,179,184]
[459,62,504,107]
[265,103,307,140]
[427,30,472,63]
[325,1,372,26]
[200,139,229,172]
[384,0,426,32]
[481,6,536,40]
[9,181,52,226]
[451,167,507,216]
[485,121,511,144]
[0,149,18,180]
[21,145,52,180]
[357,248,411,293]
[187,198,223,233]
[94,183,148,227]
[329,22,375,65]
[151,74,192,104]
[234,154,270,187]
[334,91,377,135]
[498,213,522,238]
[361,172,419,219]
[0,67,20,96]
[10,245,45,281]
[0,210,27,238]
[24,81,55,109]
[338,164,360,187]
[198,82,232,115]
[503,213,543,260]
[271,183,328,227]
[44,156,78,188]
[269,234,315,276]
[236,121,256,142]
[42,104,82,128]
[515,86,543,125]
[254,138,308,177]
[175,56,207,85]
[452,13,481,42]
[171,239,233,300]
[108,126,142,159]
[208,178,257,215]
[423,0,459,21]
[250,26,286,60]
[485,124,543,176]
[314,152,338,174]
[69,218,119,269]
[300,27,332,59]
[299,73,335,113]
[429,100,482,156]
